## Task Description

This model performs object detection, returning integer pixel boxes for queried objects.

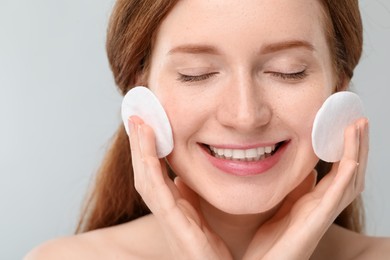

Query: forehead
[154,0,328,55]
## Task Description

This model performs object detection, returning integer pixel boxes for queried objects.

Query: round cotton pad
[121,86,173,158]
[312,91,364,163]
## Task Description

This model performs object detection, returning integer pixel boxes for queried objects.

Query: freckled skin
[148,0,334,214]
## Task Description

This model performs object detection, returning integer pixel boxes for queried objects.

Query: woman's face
[147,0,337,214]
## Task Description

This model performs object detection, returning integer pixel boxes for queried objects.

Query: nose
[216,74,272,133]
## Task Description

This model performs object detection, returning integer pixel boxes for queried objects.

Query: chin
[220,206,275,215]
[204,191,285,215]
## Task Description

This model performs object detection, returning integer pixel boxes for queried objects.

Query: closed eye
[177,72,219,83]
[266,70,307,81]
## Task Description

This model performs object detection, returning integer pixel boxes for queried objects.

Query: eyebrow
[260,40,315,54]
[167,40,315,56]
[168,44,221,55]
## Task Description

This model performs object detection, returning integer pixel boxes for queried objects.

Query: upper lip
[202,140,287,150]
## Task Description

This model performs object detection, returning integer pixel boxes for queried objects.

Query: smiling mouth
[203,142,285,162]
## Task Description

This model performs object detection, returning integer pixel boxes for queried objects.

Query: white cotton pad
[121,86,173,158]
[312,91,364,163]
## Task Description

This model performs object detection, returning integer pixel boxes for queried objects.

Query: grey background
[0,0,389,259]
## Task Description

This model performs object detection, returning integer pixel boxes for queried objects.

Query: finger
[342,121,360,162]
[315,122,360,216]
[128,117,147,193]
[137,123,176,209]
[128,117,176,215]
[332,119,368,199]
[137,124,197,227]
[136,125,191,226]
[138,124,180,198]
[328,121,359,189]
[162,160,182,200]
[355,118,369,192]
[310,162,337,196]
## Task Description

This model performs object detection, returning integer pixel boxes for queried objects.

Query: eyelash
[177,70,307,83]
[177,72,219,82]
[268,70,308,80]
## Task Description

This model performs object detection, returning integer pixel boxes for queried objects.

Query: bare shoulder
[24,234,98,260]
[357,235,390,259]
[313,224,390,260]
[24,214,169,260]
[333,224,390,259]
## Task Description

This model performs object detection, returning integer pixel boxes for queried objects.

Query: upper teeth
[209,145,276,161]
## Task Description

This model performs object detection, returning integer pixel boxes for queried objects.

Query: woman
[26,0,390,259]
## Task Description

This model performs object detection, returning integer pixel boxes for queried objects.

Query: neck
[200,199,280,260]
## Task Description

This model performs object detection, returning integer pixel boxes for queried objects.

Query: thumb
[174,177,200,208]
[276,169,317,218]
[174,177,203,226]
[288,169,317,203]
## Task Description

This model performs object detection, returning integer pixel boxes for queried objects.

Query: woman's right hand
[128,116,233,260]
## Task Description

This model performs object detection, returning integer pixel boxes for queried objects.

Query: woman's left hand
[243,118,369,260]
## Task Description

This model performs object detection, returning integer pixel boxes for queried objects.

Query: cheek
[278,89,327,141]
[162,96,205,181]
[160,93,205,146]
[157,82,217,138]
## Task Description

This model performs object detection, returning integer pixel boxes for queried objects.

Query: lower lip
[201,142,288,176]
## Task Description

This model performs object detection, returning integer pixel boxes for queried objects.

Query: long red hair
[76,0,364,233]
